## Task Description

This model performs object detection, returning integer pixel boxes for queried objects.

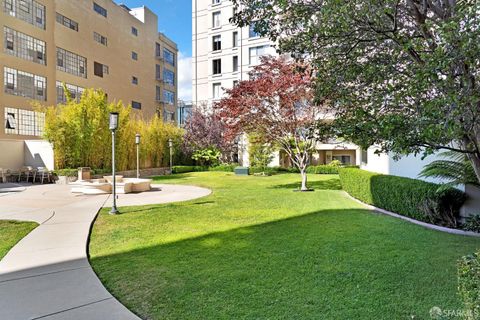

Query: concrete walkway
[0,183,211,320]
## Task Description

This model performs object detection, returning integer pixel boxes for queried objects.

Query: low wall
[92,167,171,179]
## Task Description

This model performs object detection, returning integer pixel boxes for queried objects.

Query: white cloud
[177,52,192,102]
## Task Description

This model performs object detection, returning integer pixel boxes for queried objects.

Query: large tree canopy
[215,56,330,190]
[232,0,480,183]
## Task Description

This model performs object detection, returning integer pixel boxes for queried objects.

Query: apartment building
[0,0,178,170]
[192,0,276,106]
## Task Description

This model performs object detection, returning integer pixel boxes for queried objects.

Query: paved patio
[0,182,211,320]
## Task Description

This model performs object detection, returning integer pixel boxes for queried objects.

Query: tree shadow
[89,208,480,320]
[271,178,342,190]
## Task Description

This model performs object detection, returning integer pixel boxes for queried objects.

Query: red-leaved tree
[182,105,237,163]
[215,56,329,191]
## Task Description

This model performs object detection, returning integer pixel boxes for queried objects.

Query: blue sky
[120,0,192,55]
[120,0,193,100]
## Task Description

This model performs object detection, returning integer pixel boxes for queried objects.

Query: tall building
[192,0,275,107]
[0,0,178,169]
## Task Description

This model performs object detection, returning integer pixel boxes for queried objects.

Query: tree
[215,56,330,191]
[249,132,275,175]
[232,0,480,184]
[38,87,182,170]
[182,106,237,163]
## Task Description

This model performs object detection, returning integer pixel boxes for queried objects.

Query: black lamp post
[135,133,141,179]
[109,112,119,215]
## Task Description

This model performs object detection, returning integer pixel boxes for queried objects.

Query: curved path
[0,183,211,320]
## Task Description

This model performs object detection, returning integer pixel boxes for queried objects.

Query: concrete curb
[342,191,480,238]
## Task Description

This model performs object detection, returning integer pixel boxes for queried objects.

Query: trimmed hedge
[172,165,237,174]
[306,165,359,174]
[338,168,466,227]
[458,251,480,319]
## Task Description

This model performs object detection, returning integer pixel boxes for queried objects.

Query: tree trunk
[300,169,308,191]
[467,153,480,185]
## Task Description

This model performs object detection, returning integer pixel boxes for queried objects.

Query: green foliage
[458,252,480,320]
[172,164,237,174]
[53,169,78,177]
[39,88,183,171]
[420,151,480,188]
[249,133,275,174]
[464,215,480,233]
[339,168,466,227]
[192,147,221,167]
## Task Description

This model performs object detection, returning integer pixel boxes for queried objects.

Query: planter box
[56,176,77,185]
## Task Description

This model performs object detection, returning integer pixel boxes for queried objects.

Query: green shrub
[172,164,236,174]
[338,168,466,227]
[307,165,339,174]
[208,164,237,172]
[464,215,480,233]
[53,169,78,177]
[172,166,205,174]
[458,252,480,320]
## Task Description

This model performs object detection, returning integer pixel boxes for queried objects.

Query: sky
[121,0,193,101]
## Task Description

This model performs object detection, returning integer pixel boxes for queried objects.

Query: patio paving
[0,182,211,320]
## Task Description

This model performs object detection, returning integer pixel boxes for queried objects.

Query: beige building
[1,0,178,170]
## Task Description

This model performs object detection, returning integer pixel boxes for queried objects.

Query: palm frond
[419,152,479,187]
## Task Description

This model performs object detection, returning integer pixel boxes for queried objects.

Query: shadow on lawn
[89,207,474,320]
[271,178,342,190]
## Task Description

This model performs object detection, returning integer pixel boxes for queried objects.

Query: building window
[333,155,352,165]
[212,11,221,28]
[361,149,368,165]
[94,61,109,77]
[3,27,46,65]
[163,69,175,86]
[93,2,107,17]
[213,83,221,99]
[163,48,175,66]
[212,0,221,4]
[212,35,221,51]
[212,59,221,75]
[156,64,161,80]
[155,42,161,57]
[3,0,45,29]
[156,86,161,101]
[163,110,175,123]
[131,26,138,36]
[56,13,78,31]
[233,31,238,48]
[4,67,46,101]
[163,90,175,104]
[132,51,138,60]
[4,107,45,136]
[132,76,138,85]
[233,56,238,72]
[132,101,142,109]
[249,45,269,65]
[56,81,84,103]
[93,32,107,46]
[56,47,87,78]
[249,23,260,38]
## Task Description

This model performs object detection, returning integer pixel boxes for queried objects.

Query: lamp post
[135,134,141,179]
[168,138,173,171]
[109,112,119,215]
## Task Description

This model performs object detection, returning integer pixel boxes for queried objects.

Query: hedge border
[344,191,480,237]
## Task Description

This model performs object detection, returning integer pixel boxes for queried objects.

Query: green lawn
[89,172,480,320]
[0,220,37,260]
